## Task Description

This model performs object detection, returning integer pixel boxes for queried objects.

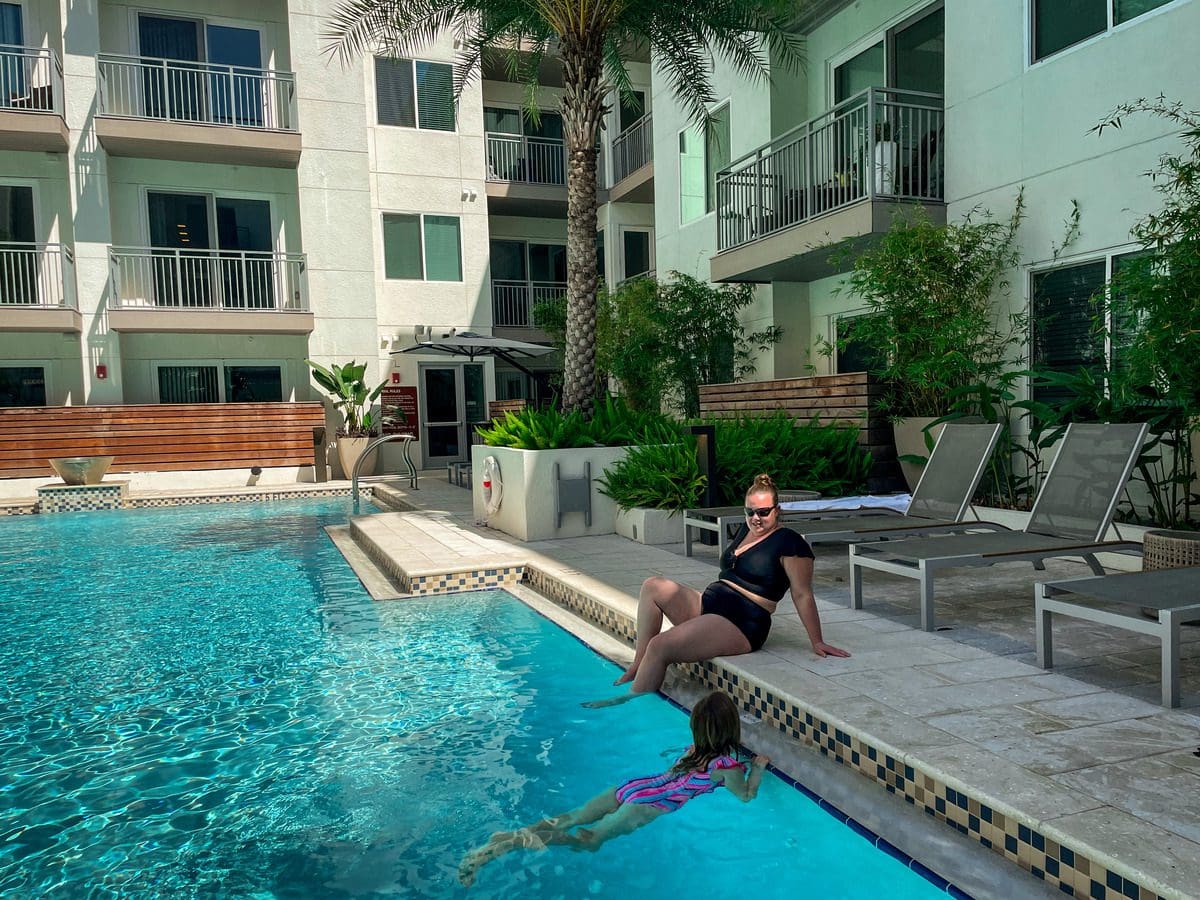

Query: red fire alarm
[391,372,401,384]
[95,364,108,380]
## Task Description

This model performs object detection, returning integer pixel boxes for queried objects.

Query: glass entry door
[419,363,485,467]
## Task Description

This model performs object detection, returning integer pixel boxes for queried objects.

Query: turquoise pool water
[0,499,947,898]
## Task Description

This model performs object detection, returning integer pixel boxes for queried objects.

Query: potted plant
[306,360,388,479]
[825,198,1026,489]
[872,120,897,194]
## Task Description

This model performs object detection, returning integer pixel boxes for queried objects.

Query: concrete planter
[470,444,633,541]
[615,506,682,545]
[335,437,377,480]
[893,416,945,492]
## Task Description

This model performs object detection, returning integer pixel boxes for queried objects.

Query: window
[679,127,706,224]
[1030,254,1140,404]
[596,230,606,281]
[1032,0,1178,62]
[0,366,46,407]
[834,315,889,375]
[375,57,455,131]
[705,105,731,215]
[156,364,282,403]
[383,213,462,281]
[621,229,652,280]
[619,90,646,132]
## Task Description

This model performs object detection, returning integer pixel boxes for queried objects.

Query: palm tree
[326,0,802,415]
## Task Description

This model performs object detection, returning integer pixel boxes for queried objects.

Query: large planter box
[615,506,682,545]
[470,444,634,541]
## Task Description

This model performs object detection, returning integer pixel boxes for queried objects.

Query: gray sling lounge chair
[794,423,1004,546]
[1036,567,1200,707]
[848,422,1149,632]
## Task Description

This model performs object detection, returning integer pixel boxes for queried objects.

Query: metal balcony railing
[486,134,566,186]
[715,87,944,252]
[109,247,309,312]
[0,46,63,115]
[611,113,652,185]
[0,243,76,308]
[492,279,566,327]
[96,54,298,131]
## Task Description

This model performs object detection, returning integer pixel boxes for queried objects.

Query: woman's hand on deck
[812,640,850,658]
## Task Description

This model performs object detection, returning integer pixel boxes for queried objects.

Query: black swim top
[718,525,814,603]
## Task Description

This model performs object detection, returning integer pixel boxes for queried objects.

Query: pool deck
[349,476,1200,900]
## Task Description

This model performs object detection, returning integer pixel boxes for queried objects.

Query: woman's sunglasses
[744,505,778,519]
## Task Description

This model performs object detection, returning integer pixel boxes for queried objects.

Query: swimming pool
[0,499,947,898]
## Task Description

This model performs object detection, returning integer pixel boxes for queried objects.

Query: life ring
[482,455,503,515]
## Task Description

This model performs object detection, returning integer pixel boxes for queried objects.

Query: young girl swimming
[458,691,768,886]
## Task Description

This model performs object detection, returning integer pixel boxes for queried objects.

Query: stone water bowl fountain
[48,456,115,486]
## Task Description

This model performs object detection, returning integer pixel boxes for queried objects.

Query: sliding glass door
[138,14,263,126]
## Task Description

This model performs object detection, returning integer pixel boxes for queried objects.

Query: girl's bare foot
[613,664,638,686]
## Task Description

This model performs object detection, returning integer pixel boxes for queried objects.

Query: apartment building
[5,0,1191,475]
[0,0,653,472]
[651,0,1200,389]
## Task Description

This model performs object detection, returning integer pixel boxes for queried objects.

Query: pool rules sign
[381,385,419,435]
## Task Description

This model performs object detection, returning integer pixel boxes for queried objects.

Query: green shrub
[476,395,682,450]
[712,413,871,503]
[475,407,593,450]
[597,425,706,511]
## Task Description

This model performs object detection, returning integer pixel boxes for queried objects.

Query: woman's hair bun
[752,473,776,491]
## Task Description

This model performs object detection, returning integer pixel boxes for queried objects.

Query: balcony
[0,47,68,152]
[711,87,945,284]
[107,247,312,334]
[492,279,566,330]
[609,113,653,202]
[95,54,300,168]
[484,133,608,216]
[0,243,81,332]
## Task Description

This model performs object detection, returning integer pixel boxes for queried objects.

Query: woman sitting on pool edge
[458,690,767,885]
[586,473,849,709]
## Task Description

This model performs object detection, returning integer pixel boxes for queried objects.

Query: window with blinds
[375,57,454,131]
[158,366,220,403]
[423,215,462,281]
[383,213,461,282]
[1030,254,1146,404]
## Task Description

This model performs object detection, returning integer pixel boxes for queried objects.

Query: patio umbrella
[392,331,555,378]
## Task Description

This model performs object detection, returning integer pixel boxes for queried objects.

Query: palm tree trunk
[559,37,605,416]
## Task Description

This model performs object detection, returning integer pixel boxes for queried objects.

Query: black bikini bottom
[700,582,772,651]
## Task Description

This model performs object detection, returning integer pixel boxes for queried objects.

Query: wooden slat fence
[698,372,903,491]
[0,402,326,479]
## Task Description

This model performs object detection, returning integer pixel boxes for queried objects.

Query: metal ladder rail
[351,433,418,505]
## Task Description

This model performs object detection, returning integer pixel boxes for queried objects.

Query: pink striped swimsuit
[613,755,744,811]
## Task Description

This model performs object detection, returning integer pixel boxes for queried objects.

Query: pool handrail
[351,433,418,505]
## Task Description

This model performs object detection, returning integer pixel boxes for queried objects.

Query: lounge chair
[792,423,1005,546]
[848,422,1149,632]
[1036,567,1200,707]
[683,422,1003,557]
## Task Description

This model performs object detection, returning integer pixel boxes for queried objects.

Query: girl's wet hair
[671,691,741,774]
[746,472,778,504]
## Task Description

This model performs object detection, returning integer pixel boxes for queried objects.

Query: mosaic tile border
[37,482,128,514]
[0,503,39,516]
[0,485,371,517]
[520,566,1171,900]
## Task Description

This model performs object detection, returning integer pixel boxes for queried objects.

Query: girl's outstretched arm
[714,755,770,802]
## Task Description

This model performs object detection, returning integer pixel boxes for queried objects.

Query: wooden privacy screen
[698,372,902,490]
[0,402,327,479]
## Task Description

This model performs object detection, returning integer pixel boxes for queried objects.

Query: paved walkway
[357,476,1200,900]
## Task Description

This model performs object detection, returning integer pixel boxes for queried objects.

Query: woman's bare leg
[614,577,703,685]
[629,614,752,695]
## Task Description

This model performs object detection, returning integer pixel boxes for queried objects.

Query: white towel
[779,494,912,514]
